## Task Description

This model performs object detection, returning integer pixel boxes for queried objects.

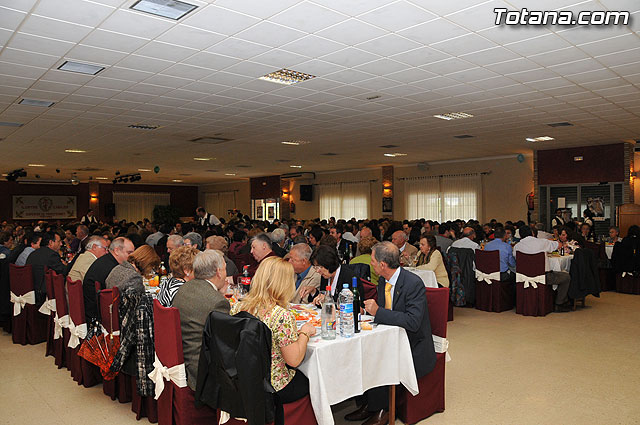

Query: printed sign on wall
[13,196,77,219]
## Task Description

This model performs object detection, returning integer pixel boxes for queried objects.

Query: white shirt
[384,267,401,308]
[448,237,479,252]
[536,231,554,240]
[199,213,221,227]
[330,266,342,297]
[399,243,407,253]
[205,279,221,292]
[514,236,559,272]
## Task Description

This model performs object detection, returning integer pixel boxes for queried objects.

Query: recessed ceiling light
[96,177,109,180]
[433,112,474,120]
[384,153,408,157]
[526,136,555,142]
[574,156,584,162]
[260,69,316,85]
[1,174,8,177]
[172,179,183,182]
[58,60,104,75]
[290,165,302,168]
[19,99,54,107]
[129,124,158,130]
[138,168,152,172]
[65,149,86,153]
[225,173,236,176]
[281,140,310,146]
[131,0,197,19]
[193,157,213,161]
[27,164,45,167]
[0,121,23,127]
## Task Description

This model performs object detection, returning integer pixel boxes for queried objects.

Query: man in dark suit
[345,241,436,425]
[172,249,231,390]
[26,232,66,304]
[330,224,356,258]
[82,236,134,321]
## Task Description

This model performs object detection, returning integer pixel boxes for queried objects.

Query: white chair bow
[38,297,57,316]
[516,273,546,289]
[432,334,451,362]
[148,354,188,400]
[10,291,35,316]
[53,314,69,340]
[475,270,501,284]
[67,318,87,349]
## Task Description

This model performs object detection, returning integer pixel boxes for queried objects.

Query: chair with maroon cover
[151,299,217,425]
[41,269,60,359]
[9,264,48,345]
[396,287,449,424]
[67,277,102,387]
[474,250,514,313]
[131,375,159,423]
[515,252,554,316]
[361,278,378,301]
[51,271,69,368]
[616,272,640,294]
[99,287,133,403]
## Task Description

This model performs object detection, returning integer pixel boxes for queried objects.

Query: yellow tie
[385,282,392,309]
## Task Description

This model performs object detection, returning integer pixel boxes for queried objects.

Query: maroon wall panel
[537,143,625,185]
[250,175,281,199]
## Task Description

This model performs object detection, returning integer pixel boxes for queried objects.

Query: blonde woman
[231,256,315,403]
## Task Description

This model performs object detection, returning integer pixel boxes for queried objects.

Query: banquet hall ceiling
[0,0,639,184]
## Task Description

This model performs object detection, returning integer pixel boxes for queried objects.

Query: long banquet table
[298,320,418,425]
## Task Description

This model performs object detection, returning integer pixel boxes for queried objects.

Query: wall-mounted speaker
[300,185,313,201]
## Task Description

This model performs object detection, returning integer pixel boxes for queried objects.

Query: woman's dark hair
[310,245,341,273]
[420,234,437,264]
[233,230,247,242]
[308,227,324,245]
[519,226,533,239]
[627,225,640,238]
[408,226,422,245]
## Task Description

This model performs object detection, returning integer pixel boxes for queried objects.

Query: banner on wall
[12,195,77,219]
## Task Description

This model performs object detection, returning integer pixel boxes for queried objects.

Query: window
[318,182,370,220]
[405,174,481,221]
[204,191,236,220]
[113,192,170,222]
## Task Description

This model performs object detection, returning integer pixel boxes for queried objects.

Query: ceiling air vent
[321,152,338,156]
[454,135,474,139]
[547,122,573,127]
[189,136,234,144]
[379,144,399,148]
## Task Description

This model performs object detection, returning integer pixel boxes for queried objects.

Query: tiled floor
[2,291,639,425]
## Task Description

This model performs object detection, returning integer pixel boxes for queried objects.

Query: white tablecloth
[404,267,438,288]
[548,255,573,272]
[298,325,419,425]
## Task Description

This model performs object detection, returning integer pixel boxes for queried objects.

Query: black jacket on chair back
[196,311,281,425]
[569,248,601,299]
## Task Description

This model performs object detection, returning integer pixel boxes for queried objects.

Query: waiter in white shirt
[196,207,221,227]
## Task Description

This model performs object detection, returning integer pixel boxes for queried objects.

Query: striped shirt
[157,276,185,307]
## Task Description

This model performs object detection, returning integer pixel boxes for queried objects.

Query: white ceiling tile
[251,49,310,68]
[293,59,345,76]
[599,0,640,13]
[117,54,173,73]
[236,21,306,48]
[524,77,574,91]
[202,71,252,86]
[423,57,475,75]
[135,41,198,63]
[325,84,369,97]
[40,69,94,84]
[0,6,27,30]
[67,44,127,65]
[271,2,346,33]
[207,37,271,60]
[611,61,640,76]
[320,47,380,68]
[550,58,605,76]
[0,61,46,79]
[432,32,497,56]
[485,58,541,75]
[0,27,11,46]
[99,9,174,39]
[506,33,573,57]
[143,74,192,89]
[445,0,511,31]
[82,29,148,53]
[160,63,212,80]
[213,0,300,19]
[99,66,154,82]
[9,32,74,57]
[238,79,283,93]
[470,75,518,90]
[583,77,630,91]
[556,22,631,46]
[390,46,451,67]
[527,46,590,67]
[460,46,521,67]
[312,0,391,16]
[385,67,436,84]
[447,67,499,83]
[379,84,423,97]
[281,34,345,58]
[358,1,436,32]
[217,87,262,101]
[182,51,240,70]
[222,61,275,78]
[398,18,468,45]
[565,68,620,84]
[32,0,114,27]
[507,68,561,83]
[73,86,118,98]
[595,46,640,67]
[0,48,60,68]
[20,89,67,101]
[179,81,227,95]
[86,76,133,90]
[355,58,407,75]
[478,25,553,45]
[20,14,93,43]
[408,0,490,17]
[356,34,422,57]
[316,18,386,46]
[181,5,260,36]
[433,84,482,97]
[0,0,38,12]
[324,68,375,84]
[409,75,459,90]
[579,33,640,57]
[156,25,225,50]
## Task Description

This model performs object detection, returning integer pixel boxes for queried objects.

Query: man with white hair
[68,236,108,283]
[270,228,287,258]
[183,232,203,250]
[206,235,239,276]
[391,230,418,263]
[172,249,230,390]
[166,234,184,254]
[288,243,321,303]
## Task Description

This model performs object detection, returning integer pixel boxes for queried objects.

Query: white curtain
[404,174,481,221]
[204,191,237,219]
[113,192,170,222]
[318,182,369,220]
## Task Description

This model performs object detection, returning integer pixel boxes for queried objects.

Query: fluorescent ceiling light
[138,168,152,172]
[65,149,86,153]
[19,99,54,107]
[0,121,23,127]
[281,140,310,146]
[27,164,45,167]
[384,153,408,157]
[58,60,104,75]
[96,177,109,180]
[526,136,555,142]
[260,69,316,85]
[290,165,302,168]
[193,157,213,161]
[172,179,183,182]
[433,112,474,120]
[224,173,236,176]
[131,0,197,19]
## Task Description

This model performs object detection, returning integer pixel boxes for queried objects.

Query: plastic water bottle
[321,286,336,340]
[339,283,354,338]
